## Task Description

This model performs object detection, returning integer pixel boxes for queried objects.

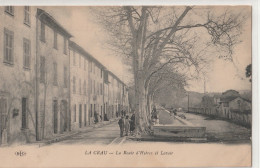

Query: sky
[41,6,252,93]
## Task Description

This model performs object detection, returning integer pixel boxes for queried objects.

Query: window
[64,66,67,88]
[74,104,77,122]
[73,76,76,93]
[100,83,103,95]
[4,28,14,65]
[23,38,31,69]
[97,82,99,95]
[79,79,81,94]
[79,55,81,68]
[5,6,14,16]
[40,21,45,42]
[84,59,86,71]
[53,62,58,86]
[63,37,67,55]
[93,80,95,94]
[90,79,92,94]
[83,80,86,95]
[24,6,30,26]
[73,51,76,66]
[22,98,28,129]
[54,31,58,49]
[40,56,46,83]
[89,61,92,72]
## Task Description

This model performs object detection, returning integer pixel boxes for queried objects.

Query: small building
[219,95,251,119]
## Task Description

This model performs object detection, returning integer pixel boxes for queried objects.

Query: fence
[189,107,251,128]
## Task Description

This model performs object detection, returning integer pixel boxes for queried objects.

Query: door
[79,104,82,128]
[53,100,58,134]
[101,106,102,121]
[22,98,27,129]
[89,104,92,125]
[60,100,67,133]
[0,98,7,144]
[84,104,87,127]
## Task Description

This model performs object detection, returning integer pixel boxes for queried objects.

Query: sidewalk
[33,118,119,147]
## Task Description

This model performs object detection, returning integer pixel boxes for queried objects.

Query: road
[54,121,123,145]
[48,108,251,145]
[176,111,251,143]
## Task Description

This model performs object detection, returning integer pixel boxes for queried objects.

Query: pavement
[34,118,121,147]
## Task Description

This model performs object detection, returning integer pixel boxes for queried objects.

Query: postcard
[0,5,253,167]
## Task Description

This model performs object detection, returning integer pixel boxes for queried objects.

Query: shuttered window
[24,6,30,26]
[4,28,14,65]
[23,38,31,69]
[5,6,14,16]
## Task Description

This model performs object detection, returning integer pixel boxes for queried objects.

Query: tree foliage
[246,63,252,82]
[93,6,248,133]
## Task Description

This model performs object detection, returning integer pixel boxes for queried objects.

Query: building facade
[0,6,129,146]
[69,41,90,130]
[36,9,72,140]
[0,6,37,145]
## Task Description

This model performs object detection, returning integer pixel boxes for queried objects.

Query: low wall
[153,125,206,138]
[189,107,251,127]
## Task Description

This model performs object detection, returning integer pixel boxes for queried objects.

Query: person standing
[130,114,135,134]
[124,115,130,136]
[118,116,125,137]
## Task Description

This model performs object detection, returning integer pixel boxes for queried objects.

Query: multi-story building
[0,6,129,145]
[106,71,129,118]
[0,6,37,145]
[36,9,72,140]
[69,41,90,129]
[88,55,106,123]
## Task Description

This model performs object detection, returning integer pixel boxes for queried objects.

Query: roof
[220,96,238,102]
[69,41,106,69]
[107,70,126,86]
[37,8,72,38]
[222,89,239,95]
[69,41,127,87]
[220,96,251,103]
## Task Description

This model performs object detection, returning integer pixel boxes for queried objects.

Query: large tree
[94,6,247,134]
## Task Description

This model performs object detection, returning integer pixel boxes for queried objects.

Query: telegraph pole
[187,92,189,113]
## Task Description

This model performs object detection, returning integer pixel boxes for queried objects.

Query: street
[157,108,251,143]
[54,121,123,145]
[179,112,251,143]
[46,108,251,146]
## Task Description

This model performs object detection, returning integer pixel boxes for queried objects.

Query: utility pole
[204,76,206,95]
[187,92,189,113]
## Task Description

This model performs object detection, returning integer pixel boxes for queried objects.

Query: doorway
[22,98,28,129]
[84,104,87,126]
[79,104,82,128]
[53,100,58,134]
[60,100,68,133]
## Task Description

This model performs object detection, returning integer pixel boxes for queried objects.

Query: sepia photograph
[0,3,256,167]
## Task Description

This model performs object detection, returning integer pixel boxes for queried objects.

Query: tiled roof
[37,9,72,38]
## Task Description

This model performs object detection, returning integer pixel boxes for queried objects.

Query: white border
[0,0,259,168]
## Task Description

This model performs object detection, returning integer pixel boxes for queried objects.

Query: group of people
[118,113,135,137]
[170,108,177,116]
